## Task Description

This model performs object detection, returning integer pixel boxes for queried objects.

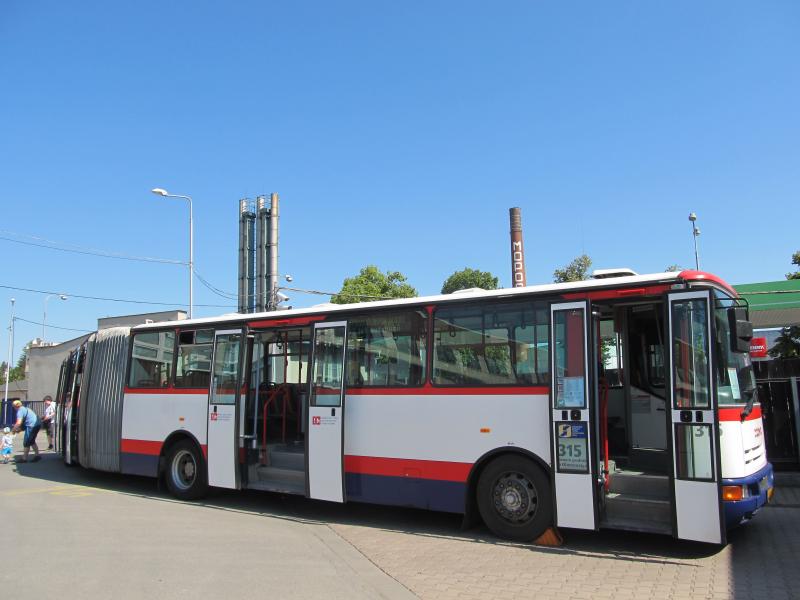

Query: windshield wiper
[740,388,756,421]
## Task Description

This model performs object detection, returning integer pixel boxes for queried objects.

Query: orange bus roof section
[678,270,738,297]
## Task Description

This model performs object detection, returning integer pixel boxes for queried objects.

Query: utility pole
[688,212,701,270]
[3,298,15,406]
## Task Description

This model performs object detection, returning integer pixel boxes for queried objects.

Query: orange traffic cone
[533,527,563,547]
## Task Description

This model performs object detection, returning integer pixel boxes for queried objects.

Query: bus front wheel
[164,439,208,500]
[476,455,552,542]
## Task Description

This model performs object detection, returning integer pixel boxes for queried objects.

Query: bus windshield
[714,292,757,406]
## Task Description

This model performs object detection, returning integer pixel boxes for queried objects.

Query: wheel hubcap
[171,449,196,491]
[493,471,538,524]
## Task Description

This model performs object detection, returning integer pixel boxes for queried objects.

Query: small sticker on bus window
[557,376,585,408]
[728,368,741,401]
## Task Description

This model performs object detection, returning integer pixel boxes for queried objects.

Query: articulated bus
[55,269,773,544]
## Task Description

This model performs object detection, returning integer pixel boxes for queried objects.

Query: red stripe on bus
[121,438,209,457]
[346,386,549,396]
[248,315,326,328]
[124,387,208,395]
[344,455,472,483]
[719,405,762,422]
[120,439,163,455]
[562,284,671,301]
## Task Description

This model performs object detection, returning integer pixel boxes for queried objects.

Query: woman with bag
[11,400,41,463]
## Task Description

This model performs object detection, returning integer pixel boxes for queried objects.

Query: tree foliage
[769,326,800,359]
[553,254,592,283]
[331,265,417,304]
[0,346,28,385]
[441,268,499,294]
[787,251,800,280]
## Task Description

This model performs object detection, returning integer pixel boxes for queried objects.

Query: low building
[736,279,800,469]
[26,310,186,406]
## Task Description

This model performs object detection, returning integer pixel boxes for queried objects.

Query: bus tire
[164,439,208,500]
[476,454,552,542]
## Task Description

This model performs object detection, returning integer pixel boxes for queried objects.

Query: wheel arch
[158,430,206,477]
[462,447,551,528]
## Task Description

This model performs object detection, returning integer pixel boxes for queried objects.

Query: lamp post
[688,212,701,271]
[43,294,68,342]
[152,188,193,318]
[3,298,15,406]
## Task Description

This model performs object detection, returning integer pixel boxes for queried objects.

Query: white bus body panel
[344,393,550,465]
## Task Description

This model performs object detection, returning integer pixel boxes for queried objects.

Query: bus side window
[129,331,175,388]
[175,329,214,388]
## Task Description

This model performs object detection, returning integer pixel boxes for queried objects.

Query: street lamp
[688,212,701,271]
[43,294,68,342]
[3,298,15,406]
[152,188,193,318]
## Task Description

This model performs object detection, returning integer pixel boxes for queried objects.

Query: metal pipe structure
[509,207,527,288]
[267,193,280,311]
[238,200,257,313]
[256,196,268,312]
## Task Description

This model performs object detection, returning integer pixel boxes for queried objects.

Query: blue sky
[1,1,798,361]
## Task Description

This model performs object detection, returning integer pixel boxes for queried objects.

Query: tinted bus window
[433,301,549,386]
[129,331,175,388]
[346,310,427,387]
[175,329,214,388]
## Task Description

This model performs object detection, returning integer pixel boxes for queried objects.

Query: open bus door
[667,291,725,544]
[307,321,347,503]
[550,301,598,530]
[207,329,244,490]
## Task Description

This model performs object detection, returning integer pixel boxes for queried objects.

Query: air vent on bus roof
[592,268,639,279]
[451,287,488,295]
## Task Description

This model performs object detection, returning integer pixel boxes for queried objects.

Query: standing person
[42,395,56,450]
[1,427,13,464]
[11,400,41,463]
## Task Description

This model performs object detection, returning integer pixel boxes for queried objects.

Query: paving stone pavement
[327,481,800,600]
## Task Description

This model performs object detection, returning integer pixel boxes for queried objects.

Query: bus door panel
[550,301,597,530]
[207,329,244,490]
[667,291,724,544]
[307,322,347,503]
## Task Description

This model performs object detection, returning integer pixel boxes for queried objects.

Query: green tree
[331,265,417,304]
[787,251,800,280]
[441,268,499,294]
[769,326,800,359]
[553,254,592,283]
[0,346,28,385]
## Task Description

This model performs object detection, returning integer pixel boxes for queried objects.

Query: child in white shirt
[1,427,13,464]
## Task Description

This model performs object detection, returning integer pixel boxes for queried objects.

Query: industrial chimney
[266,193,280,311]
[509,207,527,288]
[256,196,269,312]
[237,200,256,313]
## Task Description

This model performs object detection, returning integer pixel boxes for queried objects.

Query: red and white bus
[56,269,773,544]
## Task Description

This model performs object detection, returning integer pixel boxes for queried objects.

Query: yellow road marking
[1,484,108,497]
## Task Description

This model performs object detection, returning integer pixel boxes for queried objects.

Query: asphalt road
[3,437,799,599]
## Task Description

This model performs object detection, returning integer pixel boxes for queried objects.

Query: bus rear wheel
[164,440,208,500]
[476,455,552,542]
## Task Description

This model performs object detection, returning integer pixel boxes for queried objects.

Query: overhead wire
[0,284,234,309]
[0,230,186,265]
[13,316,94,334]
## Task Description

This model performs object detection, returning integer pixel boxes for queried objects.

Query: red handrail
[260,384,291,465]
[600,377,610,491]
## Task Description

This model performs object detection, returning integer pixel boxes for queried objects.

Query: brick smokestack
[509,207,527,287]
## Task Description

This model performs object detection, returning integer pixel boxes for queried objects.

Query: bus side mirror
[727,307,753,353]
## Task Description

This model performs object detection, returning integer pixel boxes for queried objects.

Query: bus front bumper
[722,463,774,529]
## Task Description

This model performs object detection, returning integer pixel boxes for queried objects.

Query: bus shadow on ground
[15,454,727,564]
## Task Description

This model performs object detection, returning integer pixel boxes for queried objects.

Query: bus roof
[133,269,737,331]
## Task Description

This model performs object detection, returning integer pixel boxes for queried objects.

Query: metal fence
[1,399,47,427]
